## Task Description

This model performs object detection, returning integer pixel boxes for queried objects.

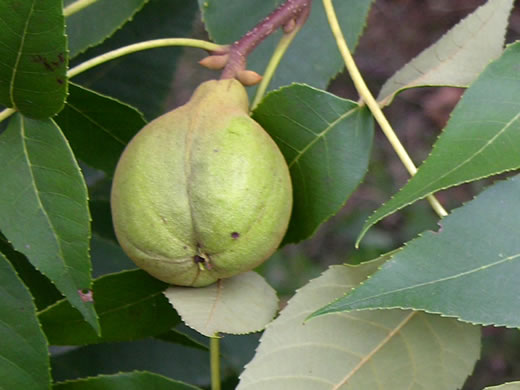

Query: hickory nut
[111,79,292,287]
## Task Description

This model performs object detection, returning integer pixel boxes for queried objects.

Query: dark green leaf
[315,174,520,328]
[155,328,209,351]
[199,0,373,93]
[0,115,99,333]
[0,252,51,390]
[253,84,374,243]
[64,0,148,58]
[90,200,118,243]
[0,232,62,311]
[358,41,520,245]
[71,0,198,119]
[53,371,201,389]
[39,269,179,345]
[90,234,135,278]
[51,339,216,387]
[55,83,146,177]
[0,0,67,118]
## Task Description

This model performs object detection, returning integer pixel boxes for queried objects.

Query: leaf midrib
[9,1,35,107]
[342,252,520,309]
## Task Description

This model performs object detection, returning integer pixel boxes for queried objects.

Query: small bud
[199,54,229,70]
[236,70,263,86]
[283,18,297,33]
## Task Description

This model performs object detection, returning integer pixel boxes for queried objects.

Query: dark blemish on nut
[231,232,240,239]
[194,255,206,264]
[56,78,64,85]
[213,149,219,152]
[183,246,187,250]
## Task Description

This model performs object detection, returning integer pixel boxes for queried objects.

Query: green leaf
[51,339,216,387]
[0,232,62,311]
[0,0,67,118]
[377,0,514,105]
[155,328,209,351]
[237,262,480,390]
[358,41,520,245]
[55,83,146,177]
[316,174,520,328]
[90,234,135,277]
[199,0,373,93]
[53,371,201,390]
[39,269,179,345]
[484,383,520,390]
[253,84,374,243]
[71,0,198,119]
[90,200,118,243]
[164,272,278,337]
[0,252,51,390]
[64,0,149,58]
[0,115,99,333]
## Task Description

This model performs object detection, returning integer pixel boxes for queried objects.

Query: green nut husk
[111,79,292,287]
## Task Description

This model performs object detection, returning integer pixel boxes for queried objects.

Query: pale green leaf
[64,0,149,57]
[53,371,201,389]
[484,383,520,390]
[253,84,374,244]
[0,252,51,389]
[237,263,480,390]
[318,174,520,328]
[164,272,278,337]
[378,0,514,105]
[0,115,99,333]
[359,41,520,245]
[0,0,67,118]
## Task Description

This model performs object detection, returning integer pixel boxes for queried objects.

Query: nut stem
[220,0,312,81]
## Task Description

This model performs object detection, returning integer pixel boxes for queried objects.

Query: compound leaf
[237,262,480,389]
[359,41,520,245]
[0,252,51,390]
[0,115,99,333]
[253,84,373,243]
[318,174,520,328]
[378,0,514,105]
[0,0,67,118]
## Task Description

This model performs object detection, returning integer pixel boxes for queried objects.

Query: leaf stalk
[210,334,221,390]
[321,0,448,226]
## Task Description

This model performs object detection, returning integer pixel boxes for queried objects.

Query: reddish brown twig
[200,0,312,85]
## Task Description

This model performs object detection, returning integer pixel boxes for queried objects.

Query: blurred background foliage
[72,1,520,388]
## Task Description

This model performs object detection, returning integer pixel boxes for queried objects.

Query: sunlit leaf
[164,272,278,337]
[0,253,51,390]
[0,115,99,333]
[318,174,520,328]
[358,41,520,245]
[237,262,480,389]
[483,383,520,390]
[378,0,514,105]
[0,0,67,118]
[253,84,373,243]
